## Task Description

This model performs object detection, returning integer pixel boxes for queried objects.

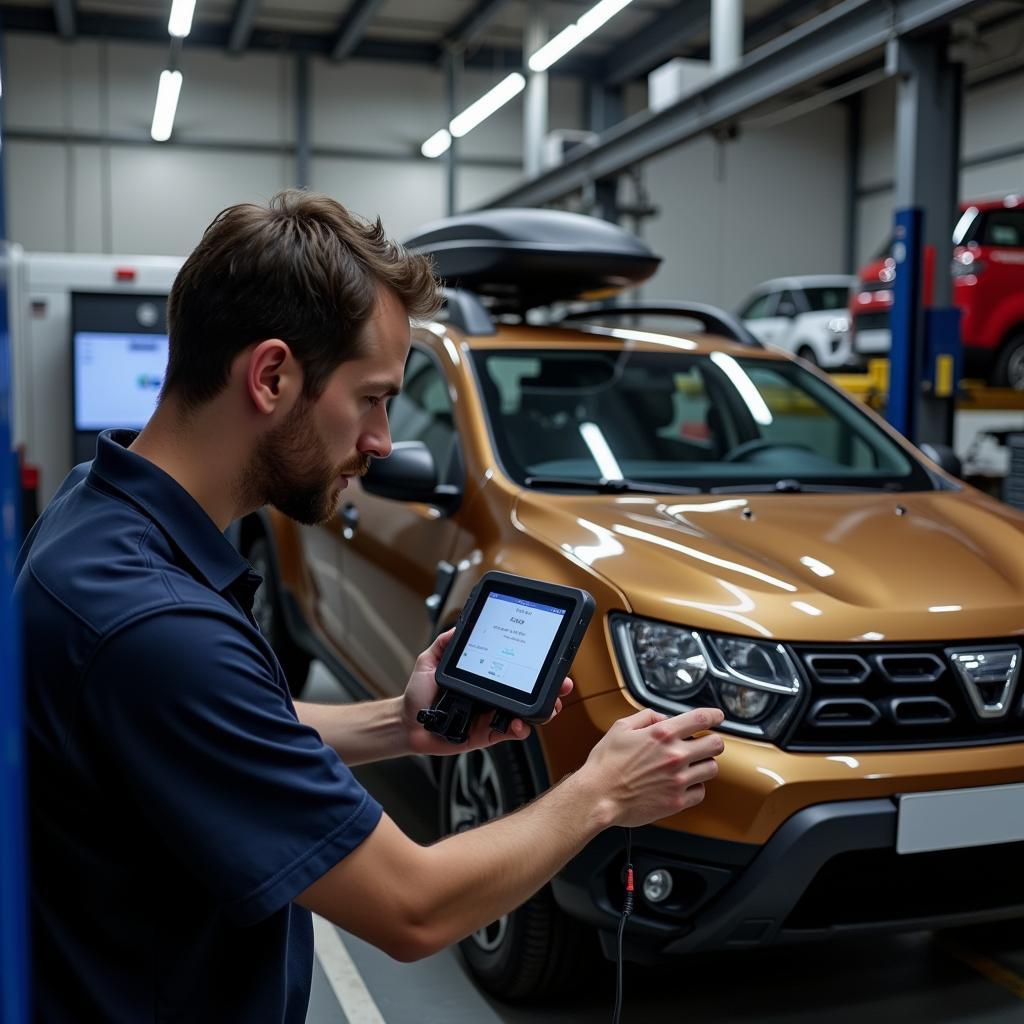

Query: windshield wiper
[710,480,903,494]
[524,476,701,495]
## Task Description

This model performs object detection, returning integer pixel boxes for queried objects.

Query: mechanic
[16,190,725,1023]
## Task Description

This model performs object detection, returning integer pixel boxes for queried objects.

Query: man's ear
[245,339,299,415]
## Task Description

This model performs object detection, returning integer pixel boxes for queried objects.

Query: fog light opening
[642,868,674,904]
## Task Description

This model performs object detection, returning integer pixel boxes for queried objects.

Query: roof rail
[559,301,763,348]
[440,287,496,336]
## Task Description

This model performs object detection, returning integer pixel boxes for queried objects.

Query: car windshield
[471,348,933,493]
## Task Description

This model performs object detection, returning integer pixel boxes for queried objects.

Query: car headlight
[827,316,849,336]
[612,616,803,740]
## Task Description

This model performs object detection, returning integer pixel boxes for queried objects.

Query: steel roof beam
[446,0,510,49]
[330,0,385,63]
[0,3,599,75]
[481,0,986,209]
[53,0,74,39]
[227,0,260,54]
[603,0,833,86]
[603,0,708,86]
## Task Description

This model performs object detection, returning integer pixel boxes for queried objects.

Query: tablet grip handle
[417,688,482,744]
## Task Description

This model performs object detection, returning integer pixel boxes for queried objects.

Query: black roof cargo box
[403,208,661,312]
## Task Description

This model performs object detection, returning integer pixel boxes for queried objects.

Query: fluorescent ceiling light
[421,129,452,159]
[420,72,525,158]
[450,72,525,138]
[151,70,183,143]
[168,0,197,37]
[529,0,634,72]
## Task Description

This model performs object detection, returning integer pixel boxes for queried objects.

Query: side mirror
[361,440,461,513]
[919,442,962,479]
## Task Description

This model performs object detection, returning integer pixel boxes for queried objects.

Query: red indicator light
[114,267,137,282]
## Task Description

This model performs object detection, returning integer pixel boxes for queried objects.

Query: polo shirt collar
[89,430,251,594]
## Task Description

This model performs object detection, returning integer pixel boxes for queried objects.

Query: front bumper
[552,799,1024,963]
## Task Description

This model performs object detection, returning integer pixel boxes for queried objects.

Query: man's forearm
[295,698,410,766]
[299,767,613,961]
[298,708,724,961]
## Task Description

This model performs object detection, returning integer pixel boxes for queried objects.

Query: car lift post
[0,22,30,1018]
[887,29,963,445]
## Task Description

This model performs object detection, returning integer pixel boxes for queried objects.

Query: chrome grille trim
[804,653,870,685]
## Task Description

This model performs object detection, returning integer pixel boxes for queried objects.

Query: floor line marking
[940,939,1024,1001]
[312,915,388,1024]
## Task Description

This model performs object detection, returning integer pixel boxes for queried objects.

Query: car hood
[514,488,1024,642]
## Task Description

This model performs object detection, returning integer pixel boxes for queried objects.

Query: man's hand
[401,628,573,757]
[579,706,726,828]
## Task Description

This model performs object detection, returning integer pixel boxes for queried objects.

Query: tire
[246,536,311,697]
[439,743,598,1001]
[992,332,1024,390]
[796,345,819,367]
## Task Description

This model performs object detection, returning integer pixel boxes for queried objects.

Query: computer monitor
[71,292,169,463]
[73,331,169,431]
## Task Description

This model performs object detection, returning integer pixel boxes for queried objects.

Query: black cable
[612,827,633,1024]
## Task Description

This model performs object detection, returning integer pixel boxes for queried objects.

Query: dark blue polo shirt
[16,430,382,1023]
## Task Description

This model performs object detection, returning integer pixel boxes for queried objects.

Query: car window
[776,291,799,317]
[980,209,1024,248]
[740,293,778,319]
[741,365,885,471]
[472,348,929,492]
[388,349,457,483]
[802,286,850,312]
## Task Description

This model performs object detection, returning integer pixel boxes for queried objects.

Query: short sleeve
[81,609,383,926]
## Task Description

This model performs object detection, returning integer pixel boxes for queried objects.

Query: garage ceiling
[0,0,851,81]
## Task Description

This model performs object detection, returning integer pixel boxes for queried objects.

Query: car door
[768,289,801,352]
[296,508,350,654]
[333,346,465,695]
[742,291,789,348]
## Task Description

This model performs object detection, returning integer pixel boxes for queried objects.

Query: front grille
[785,640,1024,750]
[853,310,890,332]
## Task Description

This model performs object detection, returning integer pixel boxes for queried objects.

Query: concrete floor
[302,664,1024,1024]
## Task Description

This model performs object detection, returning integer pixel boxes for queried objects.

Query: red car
[851,195,1024,387]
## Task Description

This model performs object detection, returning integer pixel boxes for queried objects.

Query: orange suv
[241,210,1024,999]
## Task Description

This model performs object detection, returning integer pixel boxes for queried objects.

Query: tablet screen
[454,592,566,694]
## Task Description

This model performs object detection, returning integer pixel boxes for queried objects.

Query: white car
[738,275,855,369]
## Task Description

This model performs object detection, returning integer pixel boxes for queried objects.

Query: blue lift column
[887,29,963,445]
[0,16,30,1023]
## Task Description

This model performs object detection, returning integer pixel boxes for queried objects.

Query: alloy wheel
[448,748,508,952]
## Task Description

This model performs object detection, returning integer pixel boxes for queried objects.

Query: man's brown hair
[163,190,441,408]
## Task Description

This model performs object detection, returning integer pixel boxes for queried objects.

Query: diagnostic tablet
[418,572,595,743]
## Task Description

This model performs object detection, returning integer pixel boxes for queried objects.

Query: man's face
[249,286,411,525]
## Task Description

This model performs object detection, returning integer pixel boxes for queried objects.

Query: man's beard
[240,396,370,525]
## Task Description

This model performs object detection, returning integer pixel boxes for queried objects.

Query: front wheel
[796,344,819,367]
[439,743,596,1000]
[992,332,1024,390]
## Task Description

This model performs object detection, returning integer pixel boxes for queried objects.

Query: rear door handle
[340,503,359,539]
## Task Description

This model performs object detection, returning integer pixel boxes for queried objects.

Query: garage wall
[855,67,1024,267]
[1,31,585,254]
[641,103,849,312]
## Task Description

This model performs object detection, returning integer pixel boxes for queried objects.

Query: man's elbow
[383,922,449,963]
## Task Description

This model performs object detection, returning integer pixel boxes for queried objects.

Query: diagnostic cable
[612,826,634,1024]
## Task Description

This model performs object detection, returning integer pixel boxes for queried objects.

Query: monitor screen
[73,331,169,431]
[454,591,566,694]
